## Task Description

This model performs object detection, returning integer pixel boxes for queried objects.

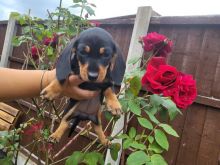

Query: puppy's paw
[41,86,61,101]
[48,132,61,143]
[106,99,122,116]
[100,138,112,146]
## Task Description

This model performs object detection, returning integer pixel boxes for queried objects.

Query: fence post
[0,17,17,67]
[104,6,153,165]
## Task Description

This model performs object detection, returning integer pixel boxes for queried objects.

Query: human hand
[61,74,99,100]
[46,69,99,100]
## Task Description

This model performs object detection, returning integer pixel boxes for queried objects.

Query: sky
[1,0,220,21]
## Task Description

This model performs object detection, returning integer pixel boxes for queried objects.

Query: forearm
[0,68,55,101]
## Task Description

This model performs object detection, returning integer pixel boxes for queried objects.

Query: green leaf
[70,4,82,8]
[73,0,82,3]
[65,151,84,165]
[82,152,104,165]
[159,124,179,137]
[0,157,13,165]
[129,127,136,139]
[110,143,121,161]
[47,47,54,56]
[135,134,147,141]
[150,94,163,107]
[130,141,146,150]
[119,98,129,113]
[130,76,141,96]
[117,134,129,139]
[148,106,158,115]
[128,101,141,116]
[127,151,150,165]
[123,138,133,149]
[10,12,20,19]
[137,117,153,130]
[145,111,160,124]
[18,16,26,25]
[104,111,112,121]
[159,108,168,122]
[151,154,168,165]
[148,135,154,144]
[125,89,135,99]
[148,142,164,153]
[162,99,182,120]
[154,129,169,151]
[85,6,95,16]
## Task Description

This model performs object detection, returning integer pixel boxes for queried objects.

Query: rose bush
[141,32,197,109]
[163,73,197,109]
[141,32,173,57]
[141,57,179,94]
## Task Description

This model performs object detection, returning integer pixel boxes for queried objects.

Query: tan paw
[41,86,61,101]
[48,133,61,143]
[106,99,122,116]
[100,138,112,146]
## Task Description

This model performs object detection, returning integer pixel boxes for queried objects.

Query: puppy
[41,27,125,145]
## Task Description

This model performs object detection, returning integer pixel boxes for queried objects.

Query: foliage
[11,0,95,70]
[2,1,197,164]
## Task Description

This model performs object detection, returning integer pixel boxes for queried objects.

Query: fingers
[68,75,84,86]
[71,86,99,100]
[62,74,100,100]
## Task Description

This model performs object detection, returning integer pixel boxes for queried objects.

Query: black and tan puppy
[41,27,125,145]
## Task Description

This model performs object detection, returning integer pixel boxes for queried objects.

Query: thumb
[68,75,84,86]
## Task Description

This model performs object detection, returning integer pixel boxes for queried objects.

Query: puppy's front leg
[49,103,79,143]
[92,109,111,146]
[49,120,69,143]
[104,87,122,115]
[41,79,62,100]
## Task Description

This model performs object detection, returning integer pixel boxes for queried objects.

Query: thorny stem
[111,113,135,139]
[50,155,69,165]
[53,122,92,159]
[143,124,159,145]
[82,117,114,153]
[51,102,62,121]
[24,141,37,165]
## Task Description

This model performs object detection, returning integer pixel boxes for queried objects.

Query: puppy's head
[72,28,117,82]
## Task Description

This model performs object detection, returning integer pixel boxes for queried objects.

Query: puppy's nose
[88,72,98,81]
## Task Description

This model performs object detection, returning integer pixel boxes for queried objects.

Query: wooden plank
[195,29,219,97]
[0,102,19,116]
[0,110,15,124]
[97,15,220,25]
[0,118,11,130]
[211,47,220,98]
[195,95,220,109]
[175,104,207,165]
[104,6,153,165]
[150,15,220,25]
[0,17,17,67]
[197,107,220,165]
[163,110,187,165]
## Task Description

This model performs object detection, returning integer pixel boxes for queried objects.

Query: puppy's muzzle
[88,71,99,81]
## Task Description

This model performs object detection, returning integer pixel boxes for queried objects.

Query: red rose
[141,57,179,94]
[31,46,40,60]
[163,73,197,109]
[43,34,58,48]
[142,32,173,57]
[24,121,44,135]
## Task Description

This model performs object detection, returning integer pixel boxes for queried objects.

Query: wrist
[42,69,56,89]
[47,69,56,84]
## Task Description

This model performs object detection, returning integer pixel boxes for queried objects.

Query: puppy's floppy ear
[56,38,78,84]
[110,44,126,86]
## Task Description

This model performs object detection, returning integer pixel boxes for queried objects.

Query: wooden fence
[1,11,220,165]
